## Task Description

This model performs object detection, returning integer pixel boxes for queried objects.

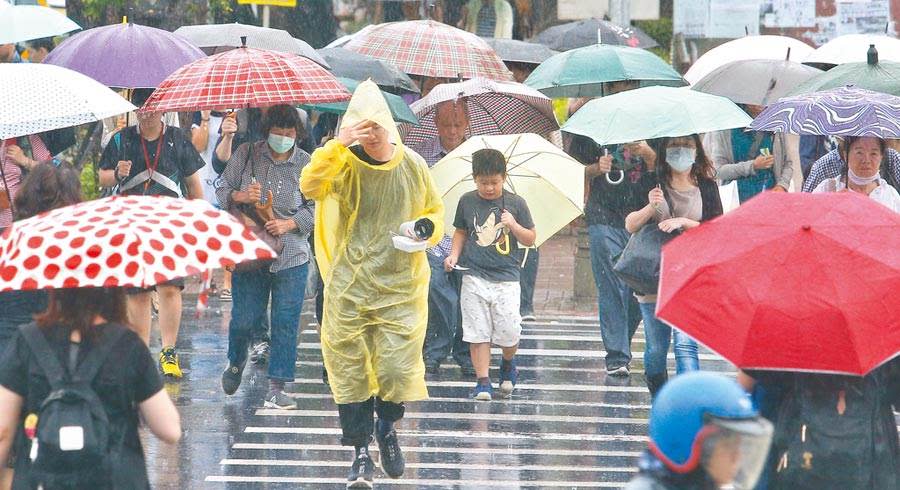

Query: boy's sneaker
[159,347,183,378]
[219,288,232,302]
[249,340,270,365]
[375,428,405,478]
[606,364,630,377]
[346,451,375,489]
[472,381,493,401]
[521,311,537,322]
[221,360,245,395]
[499,360,518,397]
[264,390,300,410]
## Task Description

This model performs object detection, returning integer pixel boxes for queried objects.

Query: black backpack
[19,323,126,489]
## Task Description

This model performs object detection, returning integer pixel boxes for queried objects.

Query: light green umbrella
[524,44,685,98]
[790,48,900,97]
[300,77,418,125]
[561,86,751,146]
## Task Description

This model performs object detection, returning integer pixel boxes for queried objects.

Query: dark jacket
[752,358,900,490]
[625,452,719,490]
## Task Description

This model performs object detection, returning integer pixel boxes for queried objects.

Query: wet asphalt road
[141,295,898,489]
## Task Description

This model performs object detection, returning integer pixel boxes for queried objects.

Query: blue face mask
[666,147,696,172]
[268,133,295,154]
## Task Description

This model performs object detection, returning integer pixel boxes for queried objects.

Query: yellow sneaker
[159,347,183,378]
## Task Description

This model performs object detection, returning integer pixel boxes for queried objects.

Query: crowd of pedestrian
[1,3,899,489]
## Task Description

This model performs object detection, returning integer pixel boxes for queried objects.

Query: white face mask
[847,167,880,186]
[666,147,696,172]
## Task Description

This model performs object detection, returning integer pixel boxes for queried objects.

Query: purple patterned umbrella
[45,21,205,89]
[749,86,900,138]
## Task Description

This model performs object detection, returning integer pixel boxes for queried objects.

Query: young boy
[444,149,536,400]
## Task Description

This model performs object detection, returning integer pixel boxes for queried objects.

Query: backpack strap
[71,326,126,385]
[19,323,69,391]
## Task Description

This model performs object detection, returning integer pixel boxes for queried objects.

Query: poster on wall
[836,0,891,36]
[674,0,760,38]
[761,0,815,28]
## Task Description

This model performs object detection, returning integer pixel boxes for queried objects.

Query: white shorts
[460,274,522,347]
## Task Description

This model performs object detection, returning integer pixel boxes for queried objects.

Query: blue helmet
[648,372,764,473]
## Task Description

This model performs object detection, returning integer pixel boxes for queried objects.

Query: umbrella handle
[606,169,624,185]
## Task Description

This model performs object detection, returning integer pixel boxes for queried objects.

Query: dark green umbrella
[300,78,418,125]
[524,44,685,98]
[790,47,900,96]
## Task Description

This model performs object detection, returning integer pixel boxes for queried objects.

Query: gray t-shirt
[453,190,535,282]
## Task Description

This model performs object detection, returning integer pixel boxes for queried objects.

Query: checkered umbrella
[141,45,350,113]
[343,20,512,81]
[400,78,558,149]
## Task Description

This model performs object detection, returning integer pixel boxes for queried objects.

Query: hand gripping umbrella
[0,195,276,291]
[657,192,900,376]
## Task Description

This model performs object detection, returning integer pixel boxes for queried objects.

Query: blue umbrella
[749,86,900,138]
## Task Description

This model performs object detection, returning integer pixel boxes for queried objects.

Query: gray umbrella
[317,48,419,94]
[691,58,823,106]
[174,23,329,68]
[481,38,557,66]
[533,18,657,51]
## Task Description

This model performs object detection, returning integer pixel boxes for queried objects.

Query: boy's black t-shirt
[0,323,163,488]
[453,189,534,282]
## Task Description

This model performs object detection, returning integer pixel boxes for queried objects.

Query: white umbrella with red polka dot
[0,195,276,292]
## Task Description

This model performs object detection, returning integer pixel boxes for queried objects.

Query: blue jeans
[228,263,308,382]
[423,253,469,366]
[588,224,641,369]
[639,302,700,378]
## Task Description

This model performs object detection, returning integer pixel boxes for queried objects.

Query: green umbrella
[561,86,751,146]
[789,50,900,96]
[300,78,418,124]
[524,44,686,98]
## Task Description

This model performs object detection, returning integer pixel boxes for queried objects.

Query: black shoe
[346,451,375,489]
[322,367,330,386]
[646,373,669,400]
[221,361,245,395]
[424,360,440,374]
[375,428,405,478]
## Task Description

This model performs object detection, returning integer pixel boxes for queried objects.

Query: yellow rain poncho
[300,81,444,405]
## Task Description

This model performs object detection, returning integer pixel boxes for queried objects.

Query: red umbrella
[657,192,900,376]
[343,20,513,81]
[141,44,350,113]
[0,195,275,291]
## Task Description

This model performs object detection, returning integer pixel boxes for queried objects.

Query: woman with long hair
[625,134,724,398]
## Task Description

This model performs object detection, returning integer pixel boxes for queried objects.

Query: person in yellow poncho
[300,81,444,489]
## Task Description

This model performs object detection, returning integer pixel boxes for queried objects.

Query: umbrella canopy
[317,48,419,94]
[804,34,900,67]
[44,21,205,89]
[657,192,900,376]
[400,78,558,149]
[431,133,584,247]
[0,195,275,291]
[343,20,513,81]
[481,38,558,66]
[790,49,900,97]
[532,18,658,51]
[141,45,350,113]
[691,59,823,106]
[0,2,80,44]
[0,63,135,140]
[524,44,685,98]
[562,86,751,146]
[749,86,900,138]
[173,23,328,68]
[683,36,814,85]
[300,78,418,125]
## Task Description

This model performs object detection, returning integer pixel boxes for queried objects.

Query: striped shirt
[409,139,453,258]
[802,148,900,193]
[216,141,314,273]
[475,1,497,37]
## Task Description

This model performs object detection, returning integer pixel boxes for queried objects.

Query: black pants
[338,397,405,447]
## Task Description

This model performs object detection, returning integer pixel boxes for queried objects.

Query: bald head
[435,100,469,152]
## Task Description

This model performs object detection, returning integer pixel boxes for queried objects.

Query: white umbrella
[684,35,814,85]
[804,34,900,66]
[174,23,329,68]
[0,63,135,140]
[431,133,584,247]
[0,1,80,44]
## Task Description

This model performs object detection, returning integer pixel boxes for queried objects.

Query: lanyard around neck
[140,126,165,194]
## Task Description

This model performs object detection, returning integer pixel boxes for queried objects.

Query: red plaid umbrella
[657,192,900,376]
[400,78,559,149]
[0,196,275,291]
[343,20,512,81]
[141,45,350,113]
